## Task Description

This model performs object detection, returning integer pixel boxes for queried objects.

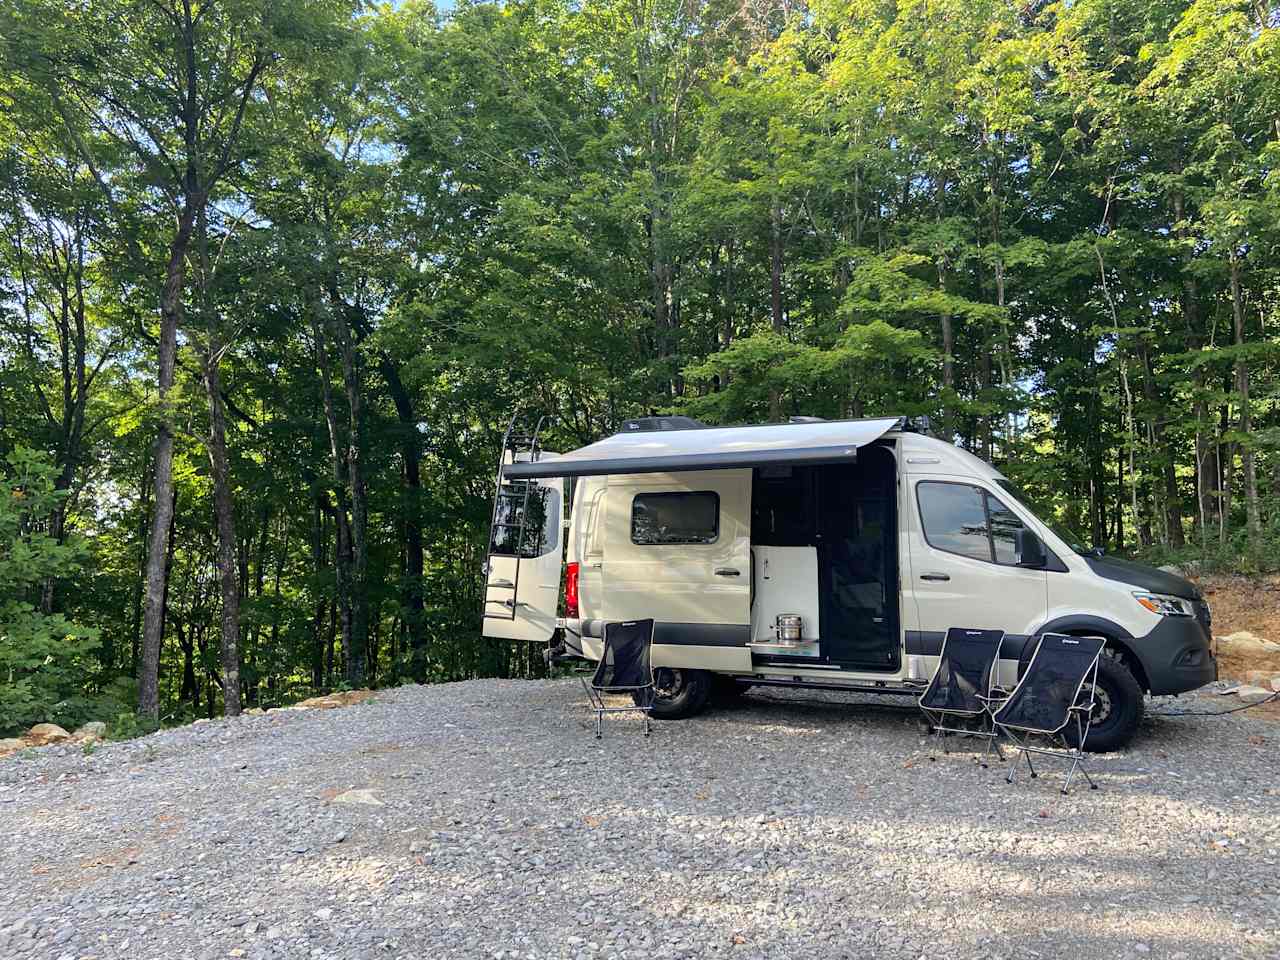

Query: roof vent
[788,416,826,424]
[620,416,707,433]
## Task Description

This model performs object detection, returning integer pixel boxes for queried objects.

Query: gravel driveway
[1,678,1277,960]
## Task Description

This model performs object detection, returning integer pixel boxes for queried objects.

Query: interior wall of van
[750,443,899,670]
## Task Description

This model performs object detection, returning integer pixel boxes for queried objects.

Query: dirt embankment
[1196,574,1280,683]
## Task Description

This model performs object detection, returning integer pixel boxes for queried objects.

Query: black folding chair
[582,619,655,739]
[918,627,1006,765]
[989,633,1106,794]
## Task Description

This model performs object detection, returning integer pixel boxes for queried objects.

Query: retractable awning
[503,416,903,480]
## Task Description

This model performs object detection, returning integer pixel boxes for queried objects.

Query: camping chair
[989,633,1106,794]
[582,618,655,739]
[918,627,1006,765]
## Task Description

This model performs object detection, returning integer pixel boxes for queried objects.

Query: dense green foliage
[0,450,102,731]
[0,0,1276,727]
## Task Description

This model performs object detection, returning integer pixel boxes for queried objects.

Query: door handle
[586,560,603,569]
[715,568,741,577]
[488,578,515,589]
[919,572,951,582]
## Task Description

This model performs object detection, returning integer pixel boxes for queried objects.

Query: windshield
[994,478,1093,556]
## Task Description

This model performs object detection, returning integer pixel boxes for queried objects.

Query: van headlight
[1133,592,1192,617]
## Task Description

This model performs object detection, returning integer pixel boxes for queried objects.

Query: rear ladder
[485,412,551,620]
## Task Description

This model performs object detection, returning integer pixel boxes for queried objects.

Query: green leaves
[0,449,99,734]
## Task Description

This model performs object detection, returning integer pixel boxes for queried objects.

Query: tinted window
[918,482,1032,567]
[490,483,560,558]
[917,482,991,562]
[631,491,719,545]
[987,494,1026,565]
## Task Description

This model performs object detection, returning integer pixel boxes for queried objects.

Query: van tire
[1062,650,1144,752]
[641,668,711,720]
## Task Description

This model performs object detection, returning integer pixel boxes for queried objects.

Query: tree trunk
[311,489,328,691]
[938,263,954,391]
[138,202,197,722]
[1229,254,1259,536]
[770,199,784,334]
[204,353,242,716]
[312,306,356,682]
[198,203,242,718]
[335,315,368,688]
[768,201,785,421]
[380,358,427,682]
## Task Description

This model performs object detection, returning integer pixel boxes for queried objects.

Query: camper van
[483,415,1216,751]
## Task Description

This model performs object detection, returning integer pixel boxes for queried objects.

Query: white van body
[483,416,1216,749]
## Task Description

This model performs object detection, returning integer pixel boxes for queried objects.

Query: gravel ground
[1,678,1277,960]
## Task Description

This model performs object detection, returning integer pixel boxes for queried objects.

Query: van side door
[601,470,751,636]
[907,478,1048,645]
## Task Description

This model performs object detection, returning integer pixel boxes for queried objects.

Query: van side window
[490,483,560,558]
[917,481,1030,567]
[987,495,1026,565]
[631,491,719,545]
[917,482,991,561]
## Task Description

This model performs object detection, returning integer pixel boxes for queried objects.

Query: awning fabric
[503,416,902,480]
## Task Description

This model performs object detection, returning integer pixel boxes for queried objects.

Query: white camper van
[483,415,1216,750]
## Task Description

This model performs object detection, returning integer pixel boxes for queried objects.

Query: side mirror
[1016,528,1047,568]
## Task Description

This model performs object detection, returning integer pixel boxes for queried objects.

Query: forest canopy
[0,0,1277,730]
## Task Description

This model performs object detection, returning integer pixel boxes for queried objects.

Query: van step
[748,677,921,697]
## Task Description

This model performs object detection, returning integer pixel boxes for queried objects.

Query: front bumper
[1129,614,1217,696]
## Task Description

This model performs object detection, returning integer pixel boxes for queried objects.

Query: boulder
[74,721,107,742]
[0,738,26,757]
[297,690,376,710]
[1232,684,1274,699]
[26,723,71,745]
[1216,631,1280,654]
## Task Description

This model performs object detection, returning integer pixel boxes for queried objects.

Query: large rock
[1217,631,1280,654]
[74,721,107,742]
[297,690,376,710]
[1232,684,1275,699]
[26,723,70,745]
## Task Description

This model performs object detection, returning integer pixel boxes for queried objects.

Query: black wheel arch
[1032,615,1150,692]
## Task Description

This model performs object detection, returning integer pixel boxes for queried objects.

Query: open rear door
[482,454,563,642]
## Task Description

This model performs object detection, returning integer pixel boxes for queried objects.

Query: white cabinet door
[907,477,1047,639]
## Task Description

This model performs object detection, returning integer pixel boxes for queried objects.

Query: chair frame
[918,628,1007,766]
[987,634,1105,795]
[581,619,655,740]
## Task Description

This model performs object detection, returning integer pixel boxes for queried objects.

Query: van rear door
[482,459,563,642]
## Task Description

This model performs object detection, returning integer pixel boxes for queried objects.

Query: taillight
[564,561,580,618]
